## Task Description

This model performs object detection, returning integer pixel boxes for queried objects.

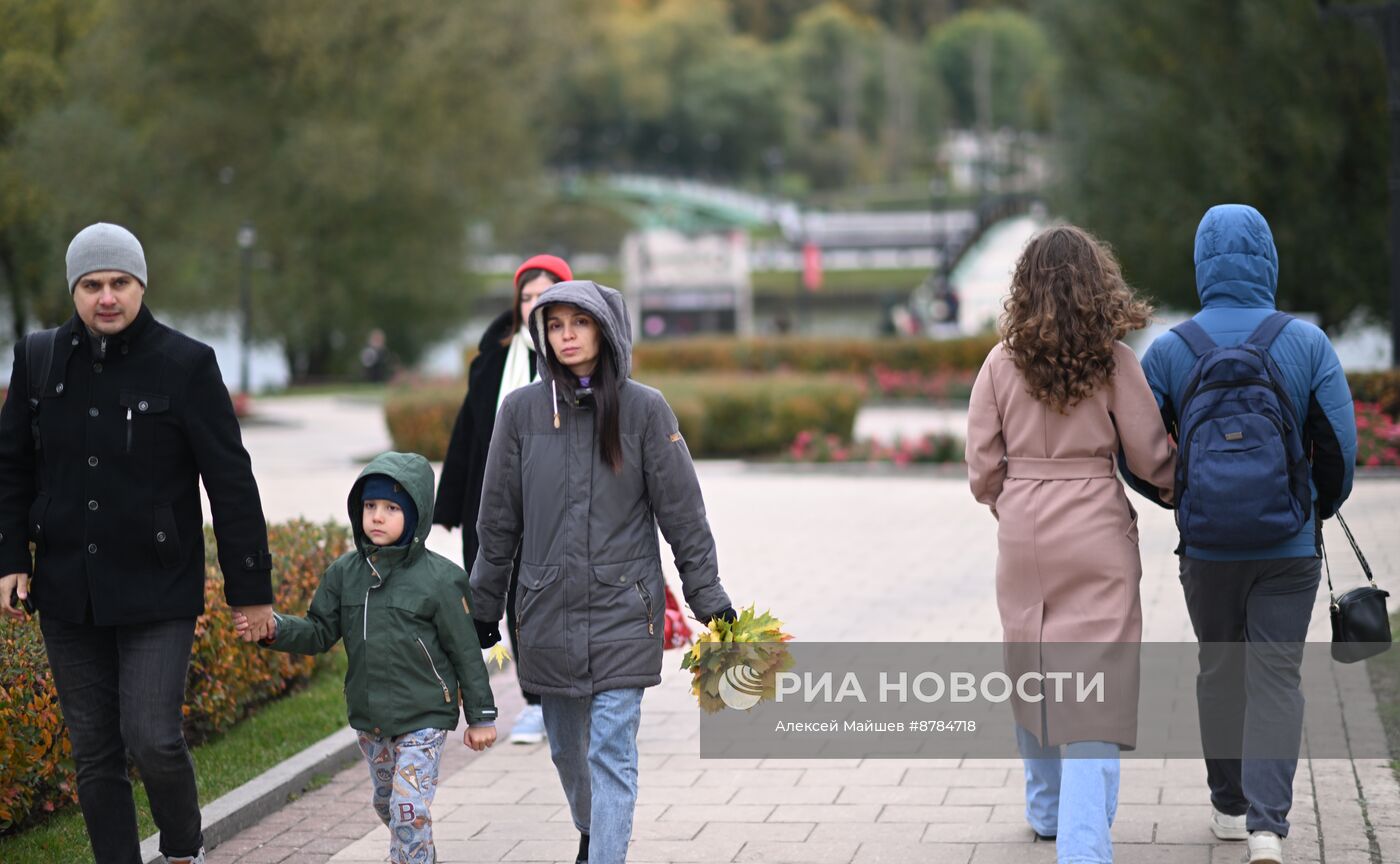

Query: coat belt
[1005,456,1116,480]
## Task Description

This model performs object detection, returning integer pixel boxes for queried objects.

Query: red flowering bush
[786,430,964,466]
[1355,402,1400,468]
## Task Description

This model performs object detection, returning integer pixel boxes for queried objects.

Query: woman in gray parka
[469,280,735,864]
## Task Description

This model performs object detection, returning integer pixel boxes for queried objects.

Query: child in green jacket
[235,451,497,864]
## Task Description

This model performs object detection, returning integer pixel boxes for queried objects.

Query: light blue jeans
[1015,725,1120,864]
[541,688,645,864]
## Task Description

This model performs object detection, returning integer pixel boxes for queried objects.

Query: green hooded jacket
[268,451,497,735]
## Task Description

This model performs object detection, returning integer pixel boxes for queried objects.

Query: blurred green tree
[1044,0,1388,329]
[0,0,99,341]
[926,8,1054,132]
[18,0,552,378]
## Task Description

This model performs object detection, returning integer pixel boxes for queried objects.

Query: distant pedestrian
[435,253,572,745]
[238,451,498,864]
[470,280,735,864]
[966,225,1176,864]
[1123,204,1356,864]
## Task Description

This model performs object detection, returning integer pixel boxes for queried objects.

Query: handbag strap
[1323,511,1375,609]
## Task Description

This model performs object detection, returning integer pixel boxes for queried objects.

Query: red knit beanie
[514,254,573,287]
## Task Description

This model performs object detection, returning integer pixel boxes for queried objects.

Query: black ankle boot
[576,832,590,863]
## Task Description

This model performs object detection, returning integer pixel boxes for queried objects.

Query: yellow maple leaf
[487,643,512,670]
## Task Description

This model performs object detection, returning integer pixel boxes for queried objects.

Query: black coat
[433,310,534,566]
[0,306,274,625]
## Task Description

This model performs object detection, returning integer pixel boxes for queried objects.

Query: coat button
[156,531,167,543]
[138,400,149,412]
[87,543,97,554]
[88,500,98,511]
[71,336,79,346]
[55,382,64,394]
[245,556,254,567]
[88,456,99,467]
[88,407,99,417]
[93,363,103,373]
[619,576,627,583]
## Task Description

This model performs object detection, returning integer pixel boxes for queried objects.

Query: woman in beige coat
[966,225,1176,864]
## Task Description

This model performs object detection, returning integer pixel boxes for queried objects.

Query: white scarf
[497,327,536,414]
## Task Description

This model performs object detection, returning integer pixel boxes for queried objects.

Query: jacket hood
[347,451,436,560]
[1193,204,1278,309]
[531,280,633,382]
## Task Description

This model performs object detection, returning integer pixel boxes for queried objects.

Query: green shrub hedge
[630,335,999,374]
[0,520,349,834]
[384,374,864,460]
[1348,370,1400,417]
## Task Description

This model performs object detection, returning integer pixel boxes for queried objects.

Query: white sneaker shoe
[510,703,546,744]
[1211,807,1248,841]
[166,850,206,864]
[1248,830,1283,863]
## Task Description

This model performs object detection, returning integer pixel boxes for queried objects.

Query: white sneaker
[1248,830,1283,863]
[510,703,546,744]
[166,850,205,864]
[1211,807,1248,841]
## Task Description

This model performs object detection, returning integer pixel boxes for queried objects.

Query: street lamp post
[237,221,256,394]
[1321,1,1400,367]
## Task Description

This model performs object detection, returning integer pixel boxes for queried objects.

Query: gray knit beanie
[66,223,147,292]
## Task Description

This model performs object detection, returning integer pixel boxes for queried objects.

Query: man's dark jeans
[1179,556,1321,838]
[40,614,203,863]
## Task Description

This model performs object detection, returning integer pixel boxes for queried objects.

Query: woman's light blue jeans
[541,688,645,864]
[1015,725,1120,864]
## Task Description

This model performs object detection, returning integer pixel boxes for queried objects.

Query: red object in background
[663,583,694,649]
[802,242,823,292]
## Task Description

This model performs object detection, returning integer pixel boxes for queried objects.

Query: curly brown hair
[1001,225,1153,413]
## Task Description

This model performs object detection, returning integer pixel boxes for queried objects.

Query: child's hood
[346,451,436,561]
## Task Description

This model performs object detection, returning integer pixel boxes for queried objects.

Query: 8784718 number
[909,720,976,734]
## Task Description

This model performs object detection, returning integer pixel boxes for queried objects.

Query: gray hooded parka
[470,280,730,698]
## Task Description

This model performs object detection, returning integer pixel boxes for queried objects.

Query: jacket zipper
[635,582,655,636]
[416,638,452,704]
[125,408,133,453]
[363,556,385,640]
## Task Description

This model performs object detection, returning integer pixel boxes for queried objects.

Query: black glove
[474,619,502,649]
[705,606,738,625]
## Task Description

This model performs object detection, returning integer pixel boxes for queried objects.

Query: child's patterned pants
[357,727,449,864]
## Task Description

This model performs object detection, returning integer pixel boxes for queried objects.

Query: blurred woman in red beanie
[434,253,572,744]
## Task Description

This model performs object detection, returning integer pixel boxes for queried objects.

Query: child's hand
[233,609,276,643]
[465,724,496,752]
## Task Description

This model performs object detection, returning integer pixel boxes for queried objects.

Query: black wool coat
[433,310,534,566]
[0,306,274,625]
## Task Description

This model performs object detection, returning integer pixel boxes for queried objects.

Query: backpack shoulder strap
[1244,311,1293,350]
[25,327,57,410]
[1170,319,1217,358]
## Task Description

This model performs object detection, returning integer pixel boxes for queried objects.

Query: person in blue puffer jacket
[1125,204,1356,864]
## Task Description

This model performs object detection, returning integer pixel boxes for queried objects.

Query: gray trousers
[1179,555,1321,837]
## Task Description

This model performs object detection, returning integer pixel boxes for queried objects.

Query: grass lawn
[1367,612,1400,783]
[0,649,349,863]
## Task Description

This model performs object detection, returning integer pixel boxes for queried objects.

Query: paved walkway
[203,395,1399,864]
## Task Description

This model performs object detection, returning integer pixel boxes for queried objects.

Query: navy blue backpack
[1172,312,1311,549]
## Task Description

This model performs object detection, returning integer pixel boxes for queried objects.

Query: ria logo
[718,663,765,710]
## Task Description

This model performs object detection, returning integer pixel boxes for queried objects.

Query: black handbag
[1324,512,1391,664]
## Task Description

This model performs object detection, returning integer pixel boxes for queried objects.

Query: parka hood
[1193,204,1278,310]
[347,451,436,560]
[531,280,633,382]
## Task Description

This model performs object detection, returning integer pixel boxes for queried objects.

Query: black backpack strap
[1170,319,1217,357]
[1244,311,1293,350]
[25,327,57,451]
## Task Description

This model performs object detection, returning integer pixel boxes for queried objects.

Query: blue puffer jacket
[1132,204,1356,561]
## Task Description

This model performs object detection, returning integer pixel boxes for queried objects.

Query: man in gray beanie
[0,222,276,864]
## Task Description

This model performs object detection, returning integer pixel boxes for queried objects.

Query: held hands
[1,573,31,621]
[464,724,497,751]
[232,604,276,643]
